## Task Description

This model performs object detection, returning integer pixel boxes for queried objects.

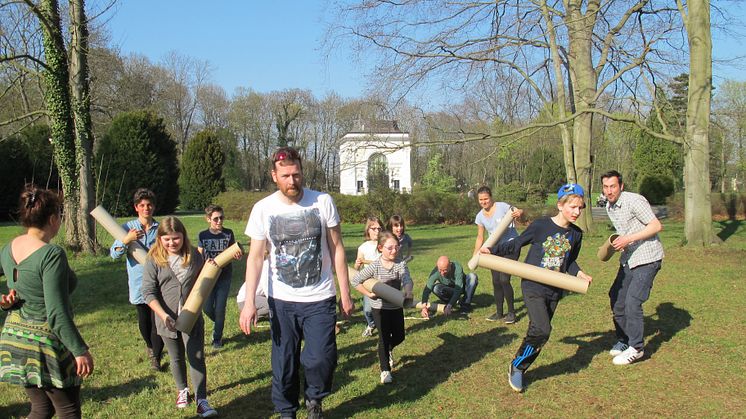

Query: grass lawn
[1,216,745,418]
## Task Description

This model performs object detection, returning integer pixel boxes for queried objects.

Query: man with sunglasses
[420,255,478,318]
[240,147,354,419]
[601,170,664,366]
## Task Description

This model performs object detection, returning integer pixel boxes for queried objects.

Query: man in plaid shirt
[601,170,664,366]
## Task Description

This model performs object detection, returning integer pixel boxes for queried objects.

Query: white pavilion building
[338,120,412,195]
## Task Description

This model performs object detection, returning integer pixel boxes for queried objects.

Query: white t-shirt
[245,188,340,302]
[357,240,380,268]
[474,202,519,245]
[237,260,269,304]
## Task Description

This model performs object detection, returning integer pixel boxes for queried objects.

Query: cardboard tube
[596,234,620,262]
[362,278,405,307]
[414,301,446,313]
[175,242,243,333]
[474,253,588,294]
[467,205,515,270]
[90,205,148,265]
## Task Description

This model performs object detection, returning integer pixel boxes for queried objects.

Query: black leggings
[136,303,163,358]
[371,308,405,372]
[24,385,81,419]
[492,250,519,316]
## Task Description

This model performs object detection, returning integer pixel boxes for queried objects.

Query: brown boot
[146,347,161,371]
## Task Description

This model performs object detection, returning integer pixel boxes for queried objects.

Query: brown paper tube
[467,205,515,270]
[474,253,589,294]
[90,205,148,265]
[596,234,620,262]
[175,242,243,333]
[362,278,405,307]
[414,301,446,313]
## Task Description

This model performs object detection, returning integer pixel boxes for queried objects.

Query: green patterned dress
[0,243,88,388]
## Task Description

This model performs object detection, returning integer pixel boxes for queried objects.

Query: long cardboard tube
[414,301,446,313]
[474,253,589,294]
[175,242,243,333]
[596,234,620,262]
[467,205,515,270]
[349,266,406,308]
[90,205,148,265]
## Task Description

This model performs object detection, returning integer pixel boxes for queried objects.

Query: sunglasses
[272,148,301,163]
[211,216,224,222]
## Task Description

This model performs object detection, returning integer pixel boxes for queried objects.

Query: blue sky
[105,1,745,102]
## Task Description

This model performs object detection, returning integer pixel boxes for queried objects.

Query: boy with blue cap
[481,183,593,392]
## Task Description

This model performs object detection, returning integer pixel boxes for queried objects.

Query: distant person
[109,188,164,370]
[352,232,414,384]
[482,183,592,392]
[420,256,478,318]
[387,214,413,262]
[601,170,664,365]
[239,146,354,419]
[473,186,523,324]
[355,216,384,338]
[142,217,218,417]
[197,204,242,349]
[0,185,94,419]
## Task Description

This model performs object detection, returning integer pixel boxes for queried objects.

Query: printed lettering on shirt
[541,233,571,270]
[201,237,231,259]
[269,208,322,288]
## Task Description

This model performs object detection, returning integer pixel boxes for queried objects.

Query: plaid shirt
[606,191,664,268]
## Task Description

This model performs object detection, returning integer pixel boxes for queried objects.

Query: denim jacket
[110,219,159,304]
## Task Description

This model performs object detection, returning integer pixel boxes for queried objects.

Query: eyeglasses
[272,147,301,163]
[382,244,400,251]
[369,227,382,231]
[211,216,224,222]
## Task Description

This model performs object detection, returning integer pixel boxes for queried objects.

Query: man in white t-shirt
[240,147,354,419]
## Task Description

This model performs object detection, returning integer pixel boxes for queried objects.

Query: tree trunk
[683,0,716,245]
[36,0,80,250]
[69,0,97,254]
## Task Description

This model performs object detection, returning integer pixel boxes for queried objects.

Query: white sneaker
[613,346,644,365]
[380,370,393,384]
[362,325,375,337]
[609,341,629,356]
[176,387,189,408]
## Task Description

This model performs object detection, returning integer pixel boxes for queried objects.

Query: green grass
[1,217,745,417]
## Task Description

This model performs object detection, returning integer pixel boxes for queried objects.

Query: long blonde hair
[148,216,192,267]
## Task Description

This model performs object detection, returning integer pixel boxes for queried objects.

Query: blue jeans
[203,275,231,343]
[609,260,662,350]
[269,297,337,416]
[362,295,375,328]
[432,272,479,306]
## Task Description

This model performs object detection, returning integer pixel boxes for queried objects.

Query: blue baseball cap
[557,183,585,199]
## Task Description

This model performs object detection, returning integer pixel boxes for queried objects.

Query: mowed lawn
[1,216,745,418]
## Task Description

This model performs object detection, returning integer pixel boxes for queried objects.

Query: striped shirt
[606,191,664,268]
[351,259,413,310]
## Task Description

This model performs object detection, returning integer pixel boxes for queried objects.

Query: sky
[104,1,746,103]
[104,1,367,100]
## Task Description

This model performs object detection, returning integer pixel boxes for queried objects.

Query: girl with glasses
[351,232,413,385]
[355,217,384,338]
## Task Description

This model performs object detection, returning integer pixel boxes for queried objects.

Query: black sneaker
[459,303,472,313]
[307,399,323,419]
[503,312,516,324]
[486,312,504,322]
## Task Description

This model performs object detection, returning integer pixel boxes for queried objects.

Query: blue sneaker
[508,364,523,392]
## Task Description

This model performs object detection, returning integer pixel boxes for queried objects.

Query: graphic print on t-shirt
[269,208,322,288]
[540,232,571,270]
[200,236,231,259]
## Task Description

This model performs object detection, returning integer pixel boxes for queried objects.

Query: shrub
[0,136,32,219]
[95,111,179,216]
[493,181,527,204]
[639,174,674,205]
[179,130,225,210]
[213,190,271,221]
[329,193,369,224]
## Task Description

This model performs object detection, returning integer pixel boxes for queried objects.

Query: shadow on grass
[716,220,743,242]
[0,401,28,419]
[528,302,692,386]
[213,382,274,417]
[85,376,158,403]
[328,326,517,417]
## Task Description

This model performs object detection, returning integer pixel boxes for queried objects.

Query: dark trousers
[371,308,405,372]
[24,385,81,419]
[492,249,519,315]
[512,282,561,372]
[269,297,337,415]
[204,276,231,343]
[609,260,662,350]
[136,303,163,358]
[432,273,479,306]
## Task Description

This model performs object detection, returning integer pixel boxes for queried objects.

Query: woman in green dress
[0,185,94,419]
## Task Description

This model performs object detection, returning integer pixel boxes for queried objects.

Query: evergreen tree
[95,110,179,216]
[179,130,226,210]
